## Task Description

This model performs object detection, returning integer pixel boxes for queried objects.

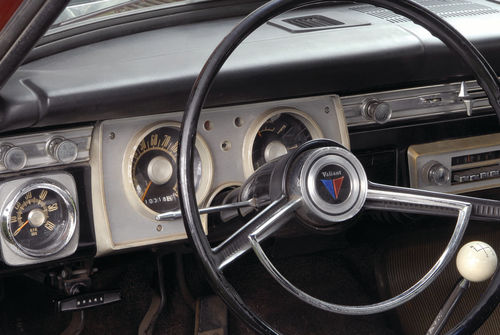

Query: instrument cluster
[93,95,349,255]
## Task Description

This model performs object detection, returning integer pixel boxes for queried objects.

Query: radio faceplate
[408,133,500,194]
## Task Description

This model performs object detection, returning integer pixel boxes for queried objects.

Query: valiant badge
[315,165,351,204]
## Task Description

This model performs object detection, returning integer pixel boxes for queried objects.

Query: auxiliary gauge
[243,108,323,177]
[2,181,77,257]
[125,122,213,216]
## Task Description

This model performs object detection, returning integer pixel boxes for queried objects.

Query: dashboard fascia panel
[92,94,348,256]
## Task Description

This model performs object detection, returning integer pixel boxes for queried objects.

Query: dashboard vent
[283,15,344,28]
[351,0,498,23]
[269,14,370,33]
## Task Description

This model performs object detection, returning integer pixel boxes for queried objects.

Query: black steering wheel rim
[178,1,500,334]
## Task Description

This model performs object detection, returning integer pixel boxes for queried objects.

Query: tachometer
[243,108,323,177]
[126,122,212,216]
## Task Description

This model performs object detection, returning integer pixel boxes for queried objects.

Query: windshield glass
[52,0,209,28]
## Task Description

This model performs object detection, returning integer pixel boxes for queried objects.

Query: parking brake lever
[426,241,497,335]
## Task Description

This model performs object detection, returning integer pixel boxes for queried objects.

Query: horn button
[315,165,351,205]
[291,147,368,229]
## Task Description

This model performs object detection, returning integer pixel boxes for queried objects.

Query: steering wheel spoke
[367,182,500,221]
[212,196,302,270]
[365,182,472,218]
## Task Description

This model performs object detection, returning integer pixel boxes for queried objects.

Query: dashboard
[0,94,348,265]
[0,0,500,271]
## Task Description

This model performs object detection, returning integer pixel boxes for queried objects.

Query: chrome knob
[0,144,27,171]
[361,98,392,124]
[48,138,78,163]
[427,162,450,186]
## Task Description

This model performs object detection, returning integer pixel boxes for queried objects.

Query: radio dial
[427,162,450,186]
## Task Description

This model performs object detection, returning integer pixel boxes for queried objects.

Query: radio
[408,133,500,194]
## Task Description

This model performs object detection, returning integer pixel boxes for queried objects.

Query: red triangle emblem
[333,176,344,199]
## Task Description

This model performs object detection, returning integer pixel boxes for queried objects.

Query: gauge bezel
[1,180,78,258]
[123,121,214,219]
[242,108,323,178]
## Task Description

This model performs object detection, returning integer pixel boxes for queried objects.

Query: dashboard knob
[0,144,27,171]
[361,98,392,124]
[426,162,450,186]
[456,241,497,282]
[48,138,78,163]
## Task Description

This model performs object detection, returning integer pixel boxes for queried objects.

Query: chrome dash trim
[0,126,92,174]
[342,80,493,127]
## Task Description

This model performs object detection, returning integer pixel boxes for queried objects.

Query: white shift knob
[456,241,497,282]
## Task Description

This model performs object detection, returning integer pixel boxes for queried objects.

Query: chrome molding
[342,80,491,126]
[0,126,93,174]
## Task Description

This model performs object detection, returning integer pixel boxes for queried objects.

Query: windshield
[52,0,209,27]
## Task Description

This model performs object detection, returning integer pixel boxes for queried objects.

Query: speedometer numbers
[128,123,213,216]
[2,181,77,258]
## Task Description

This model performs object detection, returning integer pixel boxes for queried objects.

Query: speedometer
[243,108,323,177]
[125,122,213,216]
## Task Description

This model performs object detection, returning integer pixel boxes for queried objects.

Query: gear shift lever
[427,241,498,335]
[456,241,498,282]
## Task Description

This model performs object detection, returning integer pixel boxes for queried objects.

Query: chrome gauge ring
[124,121,213,219]
[1,180,77,258]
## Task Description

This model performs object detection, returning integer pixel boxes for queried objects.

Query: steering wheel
[178,0,500,334]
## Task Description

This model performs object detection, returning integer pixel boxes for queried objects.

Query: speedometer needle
[141,181,153,202]
[13,220,29,237]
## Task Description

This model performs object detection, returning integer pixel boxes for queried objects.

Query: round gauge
[243,108,323,177]
[2,182,77,257]
[126,122,213,216]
